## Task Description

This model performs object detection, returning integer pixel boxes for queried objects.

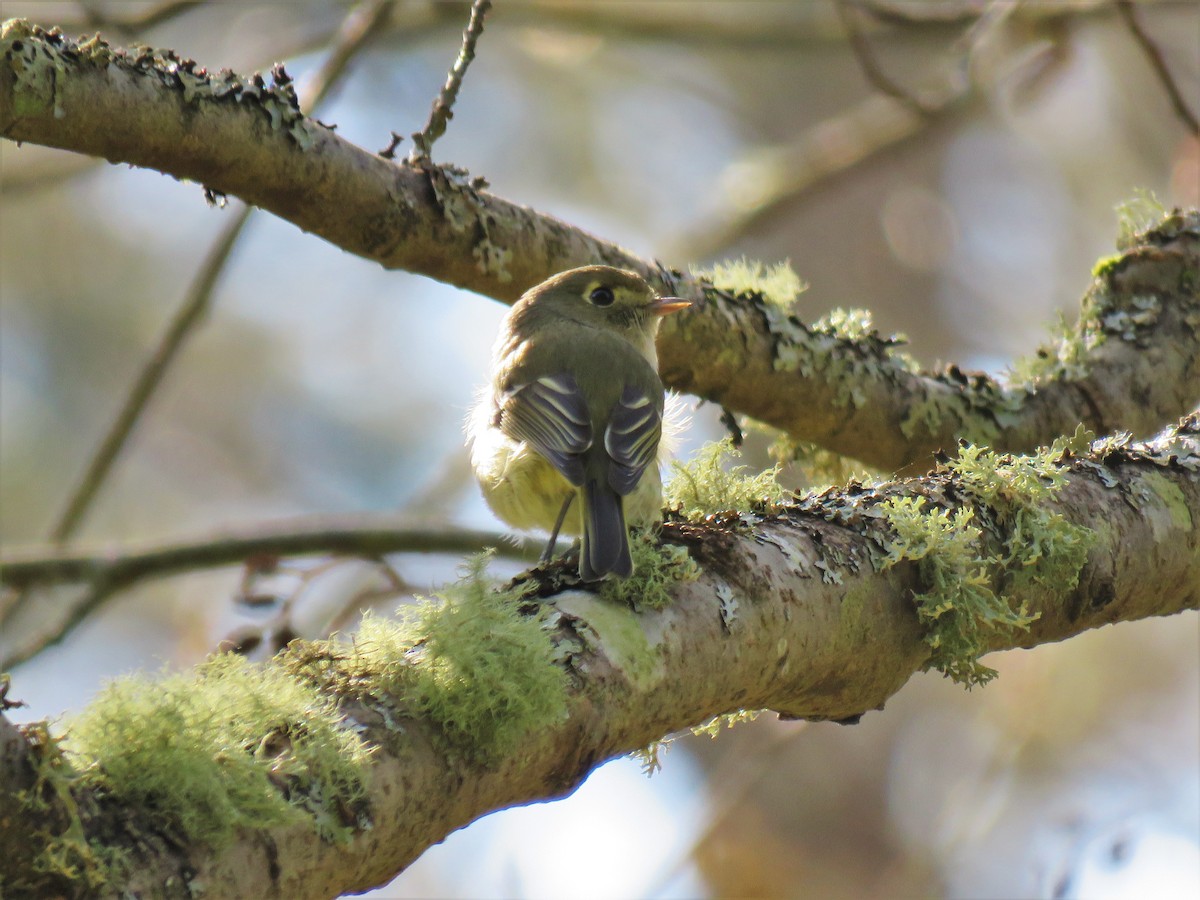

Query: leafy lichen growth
[631,709,764,777]
[880,496,1015,686]
[692,708,763,738]
[350,553,568,764]
[601,529,701,611]
[880,439,1093,686]
[631,739,670,776]
[691,257,807,308]
[1008,309,1101,387]
[65,653,372,851]
[666,439,787,520]
[812,307,876,342]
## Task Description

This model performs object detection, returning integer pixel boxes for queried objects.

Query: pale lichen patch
[557,591,665,691]
[422,164,512,282]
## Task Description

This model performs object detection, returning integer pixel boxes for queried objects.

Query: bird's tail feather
[580,479,633,581]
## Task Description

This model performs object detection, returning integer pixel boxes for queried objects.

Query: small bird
[468,265,691,580]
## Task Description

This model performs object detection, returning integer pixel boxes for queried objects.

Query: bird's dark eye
[589,286,615,307]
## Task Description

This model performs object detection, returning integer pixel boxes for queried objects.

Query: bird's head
[523,265,691,337]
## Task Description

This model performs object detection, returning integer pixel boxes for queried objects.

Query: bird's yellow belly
[473,436,663,537]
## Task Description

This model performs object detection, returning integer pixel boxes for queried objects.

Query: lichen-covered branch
[672,211,1200,472]
[5,414,1197,897]
[1,21,1197,471]
[0,18,639,297]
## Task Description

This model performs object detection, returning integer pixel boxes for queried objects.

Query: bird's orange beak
[647,296,693,316]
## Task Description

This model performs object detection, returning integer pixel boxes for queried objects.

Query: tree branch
[408,0,491,163]
[0,516,542,590]
[0,516,544,670]
[5,414,1197,897]
[1114,0,1200,136]
[74,0,203,36]
[0,22,1197,471]
[837,0,936,115]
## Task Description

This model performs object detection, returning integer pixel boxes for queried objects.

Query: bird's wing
[499,373,592,486]
[605,383,662,496]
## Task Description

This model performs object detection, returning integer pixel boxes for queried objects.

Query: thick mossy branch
[348,553,568,764]
[674,207,1200,465]
[66,655,372,852]
[5,416,1197,898]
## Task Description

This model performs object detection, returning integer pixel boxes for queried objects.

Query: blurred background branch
[73,0,203,36]
[684,0,1021,255]
[47,0,395,545]
[1115,0,1199,134]
[837,0,941,115]
[0,0,397,639]
[0,515,541,670]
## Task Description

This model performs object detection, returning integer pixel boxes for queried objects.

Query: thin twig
[683,96,950,259]
[0,517,544,669]
[1,520,540,589]
[837,0,936,115]
[45,206,252,546]
[44,0,395,549]
[682,0,1025,258]
[1115,0,1200,136]
[854,0,989,26]
[301,0,395,112]
[408,0,493,163]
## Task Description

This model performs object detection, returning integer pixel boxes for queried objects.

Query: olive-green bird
[468,265,690,580]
